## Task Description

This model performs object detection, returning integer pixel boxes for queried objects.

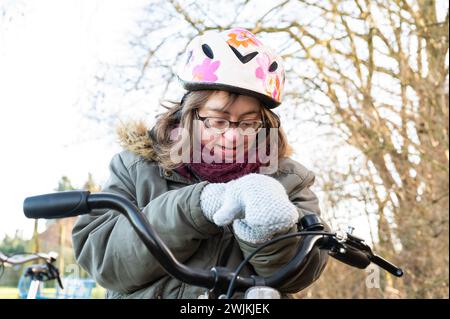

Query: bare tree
[289,0,449,298]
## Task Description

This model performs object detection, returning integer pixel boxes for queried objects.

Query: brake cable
[225,230,336,299]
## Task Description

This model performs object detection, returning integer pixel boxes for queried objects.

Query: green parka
[72,122,329,299]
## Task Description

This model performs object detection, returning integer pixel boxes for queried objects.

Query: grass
[0,287,19,299]
[0,286,106,299]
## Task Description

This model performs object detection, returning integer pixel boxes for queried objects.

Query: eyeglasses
[195,109,264,136]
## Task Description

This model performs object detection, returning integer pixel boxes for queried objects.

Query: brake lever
[340,232,404,277]
[370,254,403,277]
[46,262,64,289]
[326,233,371,269]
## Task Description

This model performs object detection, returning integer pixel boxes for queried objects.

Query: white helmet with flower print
[177,28,285,109]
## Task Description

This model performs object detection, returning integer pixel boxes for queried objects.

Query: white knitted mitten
[200,183,226,222]
[200,174,299,244]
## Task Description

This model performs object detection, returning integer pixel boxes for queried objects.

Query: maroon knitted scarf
[174,144,264,183]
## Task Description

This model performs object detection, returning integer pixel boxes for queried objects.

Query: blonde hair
[146,90,293,170]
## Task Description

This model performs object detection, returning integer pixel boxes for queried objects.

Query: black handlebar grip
[371,254,404,277]
[23,191,91,219]
[330,246,371,269]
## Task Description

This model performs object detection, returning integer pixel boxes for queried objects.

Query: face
[196,91,262,160]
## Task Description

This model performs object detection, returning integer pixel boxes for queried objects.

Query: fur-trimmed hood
[116,120,158,162]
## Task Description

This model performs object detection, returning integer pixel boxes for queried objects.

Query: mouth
[220,146,237,151]
[217,145,238,157]
[205,144,247,154]
[218,145,245,155]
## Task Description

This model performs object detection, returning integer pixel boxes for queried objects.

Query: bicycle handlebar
[24,191,252,290]
[23,190,403,295]
[0,251,57,265]
[23,191,91,219]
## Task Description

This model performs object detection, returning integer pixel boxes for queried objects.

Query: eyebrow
[203,107,260,116]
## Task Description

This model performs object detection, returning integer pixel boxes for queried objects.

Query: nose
[222,127,239,145]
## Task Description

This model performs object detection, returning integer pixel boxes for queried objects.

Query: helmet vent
[268,61,278,72]
[201,44,214,59]
[228,45,258,64]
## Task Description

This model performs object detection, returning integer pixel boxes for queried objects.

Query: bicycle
[0,250,63,299]
[23,190,403,299]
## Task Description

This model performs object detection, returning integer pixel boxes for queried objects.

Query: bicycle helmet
[177,28,285,109]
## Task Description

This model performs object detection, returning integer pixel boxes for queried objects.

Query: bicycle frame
[0,251,63,299]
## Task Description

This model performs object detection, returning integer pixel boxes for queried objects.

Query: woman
[72,28,329,299]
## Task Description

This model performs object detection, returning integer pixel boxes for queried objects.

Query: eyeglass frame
[194,109,266,135]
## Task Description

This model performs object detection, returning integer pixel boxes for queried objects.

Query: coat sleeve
[235,169,329,294]
[72,153,220,294]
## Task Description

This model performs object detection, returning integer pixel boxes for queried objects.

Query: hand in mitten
[200,174,299,244]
